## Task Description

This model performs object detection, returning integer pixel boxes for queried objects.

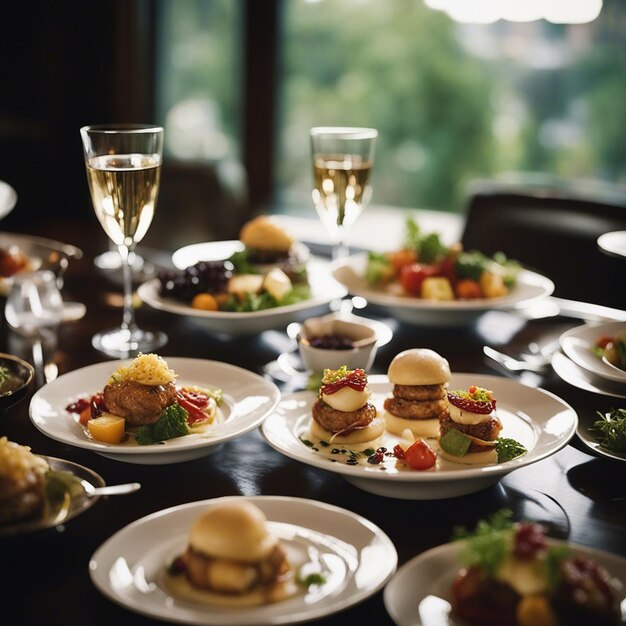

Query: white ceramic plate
[332,254,554,326]
[551,351,626,399]
[560,321,626,384]
[0,455,105,537]
[598,230,626,260]
[89,495,397,625]
[261,374,577,500]
[384,539,626,626]
[30,358,280,464]
[0,179,17,220]
[138,241,347,336]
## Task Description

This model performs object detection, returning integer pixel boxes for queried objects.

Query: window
[157,0,626,215]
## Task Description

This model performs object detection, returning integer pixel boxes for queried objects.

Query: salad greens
[136,403,189,446]
[404,217,449,264]
[593,408,626,453]
[221,284,310,312]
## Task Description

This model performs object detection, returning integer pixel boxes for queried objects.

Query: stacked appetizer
[383,349,451,438]
[310,366,384,449]
[166,500,297,606]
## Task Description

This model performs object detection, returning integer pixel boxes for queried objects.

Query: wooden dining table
[2,222,625,626]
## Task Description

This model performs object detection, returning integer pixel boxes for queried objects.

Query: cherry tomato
[399,263,437,296]
[596,336,614,350]
[455,278,482,299]
[404,439,437,470]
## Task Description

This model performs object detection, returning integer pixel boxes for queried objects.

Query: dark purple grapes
[308,334,354,350]
[159,260,233,302]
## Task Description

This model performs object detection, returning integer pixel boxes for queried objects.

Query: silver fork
[483,346,547,373]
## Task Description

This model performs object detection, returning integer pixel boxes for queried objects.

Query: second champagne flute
[80,124,167,357]
[310,127,377,260]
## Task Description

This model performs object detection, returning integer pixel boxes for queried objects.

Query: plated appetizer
[365,217,520,301]
[593,408,626,454]
[440,385,526,464]
[166,500,297,606]
[310,366,384,450]
[383,348,450,438]
[158,216,311,313]
[66,354,222,446]
[452,511,623,626]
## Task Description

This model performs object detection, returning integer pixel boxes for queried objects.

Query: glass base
[92,327,168,359]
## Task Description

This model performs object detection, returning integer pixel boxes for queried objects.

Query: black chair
[461,180,626,309]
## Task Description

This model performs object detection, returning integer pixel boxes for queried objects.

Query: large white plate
[261,374,576,500]
[560,321,626,384]
[332,254,554,326]
[30,358,280,464]
[89,495,397,625]
[138,241,347,336]
[384,539,626,626]
[576,407,626,464]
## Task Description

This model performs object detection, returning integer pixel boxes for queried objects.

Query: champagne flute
[80,124,167,358]
[310,127,377,260]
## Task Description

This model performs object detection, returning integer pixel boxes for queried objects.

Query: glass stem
[332,225,349,261]
[118,244,136,336]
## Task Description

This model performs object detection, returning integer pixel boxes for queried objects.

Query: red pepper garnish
[176,389,211,424]
[321,369,367,395]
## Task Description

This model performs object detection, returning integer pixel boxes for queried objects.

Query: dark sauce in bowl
[307,334,354,350]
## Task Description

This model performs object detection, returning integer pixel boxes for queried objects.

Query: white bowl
[298,314,378,372]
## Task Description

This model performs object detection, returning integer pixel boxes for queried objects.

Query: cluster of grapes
[159,260,233,302]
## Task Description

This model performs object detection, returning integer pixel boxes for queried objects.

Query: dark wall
[0,2,153,234]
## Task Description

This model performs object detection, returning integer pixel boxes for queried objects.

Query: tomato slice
[404,439,437,470]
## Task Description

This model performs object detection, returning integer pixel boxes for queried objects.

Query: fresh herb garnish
[495,438,527,463]
[298,571,327,586]
[0,365,9,385]
[404,217,449,264]
[321,365,353,385]
[593,408,626,453]
[453,509,514,578]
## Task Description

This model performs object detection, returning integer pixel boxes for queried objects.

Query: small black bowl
[0,353,34,411]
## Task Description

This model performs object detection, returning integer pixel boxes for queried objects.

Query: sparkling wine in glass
[80,124,167,358]
[310,127,377,260]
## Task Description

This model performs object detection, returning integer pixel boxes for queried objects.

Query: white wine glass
[310,127,377,260]
[80,124,167,358]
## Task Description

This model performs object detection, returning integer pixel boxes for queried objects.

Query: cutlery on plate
[80,481,141,498]
[483,346,547,373]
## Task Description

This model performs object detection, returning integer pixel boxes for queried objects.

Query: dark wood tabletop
[2,225,626,626]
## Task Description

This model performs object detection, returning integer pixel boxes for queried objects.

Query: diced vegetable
[227,274,265,298]
[404,439,437,470]
[480,272,508,298]
[365,252,394,285]
[400,263,437,296]
[440,428,472,457]
[421,276,454,301]
[263,267,292,301]
[87,415,126,444]
[455,278,483,299]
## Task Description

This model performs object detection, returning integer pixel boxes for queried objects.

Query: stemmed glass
[310,127,377,260]
[80,124,167,358]
[5,270,64,386]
